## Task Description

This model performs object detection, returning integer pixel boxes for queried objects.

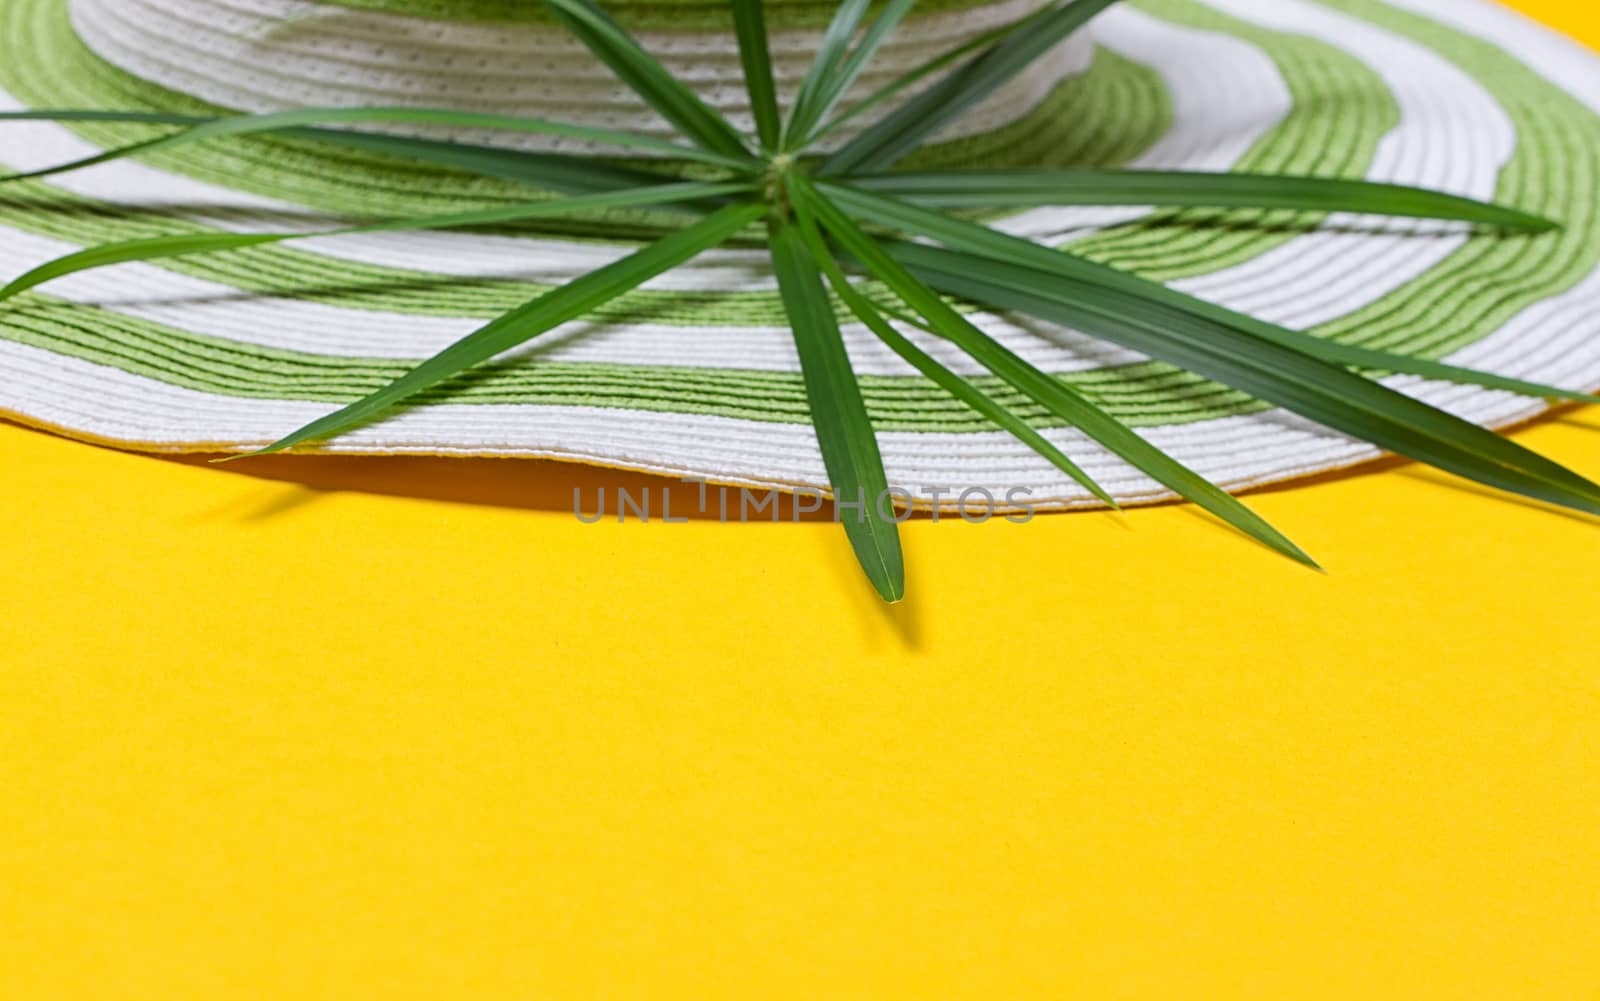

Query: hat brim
[2,0,1599,508]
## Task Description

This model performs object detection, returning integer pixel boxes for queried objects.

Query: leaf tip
[1290,546,1326,574]
[875,574,908,604]
[1489,206,1563,234]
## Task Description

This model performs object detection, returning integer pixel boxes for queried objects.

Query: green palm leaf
[1287,344,1597,404]
[792,178,1317,567]
[785,0,872,149]
[900,244,1600,517]
[234,202,766,458]
[296,130,687,196]
[821,0,1122,176]
[0,110,684,195]
[824,185,1600,515]
[731,0,782,151]
[0,106,751,184]
[808,3,1064,148]
[826,181,1592,402]
[785,187,1119,510]
[849,169,1557,231]
[543,0,751,160]
[803,0,918,147]
[785,0,917,150]
[3,0,1591,604]
[768,213,907,603]
[0,182,752,302]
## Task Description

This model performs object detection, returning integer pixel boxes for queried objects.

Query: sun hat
[2,0,1599,515]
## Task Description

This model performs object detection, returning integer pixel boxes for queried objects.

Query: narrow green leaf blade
[768,214,906,603]
[731,0,782,151]
[807,0,918,146]
[1302,343,1598,404]
[793,178,1316,567]
[1,232,285,300]
[824,180,1594,402]
[543,0,751,160]
[233,202,765,458]
[851,287,1122,512]
[879,234,1600,517]
[850,169,1558,231]
[785,185,1119,509]
[821,0,1121,176]
[0,109,210,126]
[0,182,753,302]
[295,130,685,195]
[809,4,1058,149]
[785,0,872,149]
[787,0,917,150]
[0,106,750,184]
[0,110,687,195]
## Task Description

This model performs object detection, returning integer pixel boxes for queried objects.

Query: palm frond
[0,106,753,184]
[233,202,765,458]
[1,0,1589,602]
[821,184,1600,516]
[544,0,752,160]
[786,0,874,150]
[849,169,1557,231]
[808,3,1064,148]
[821,0,1123,175]
[0,182,753,302]
[786,184,1118,508]
[731,0,782,151]
[0,110,695,193]
[769,212,907,603]
[792,176,1318,568]
[785,0,917,150]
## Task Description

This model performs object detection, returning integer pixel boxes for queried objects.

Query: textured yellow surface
[3,3,1600,997]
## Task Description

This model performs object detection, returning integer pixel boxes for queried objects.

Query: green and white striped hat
[2,0,1598,506]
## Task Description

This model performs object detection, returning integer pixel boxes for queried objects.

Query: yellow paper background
[3,3,1598,995]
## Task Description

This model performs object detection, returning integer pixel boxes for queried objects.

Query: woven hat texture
[2,0,1598,507]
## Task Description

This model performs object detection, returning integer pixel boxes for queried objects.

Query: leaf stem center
[765,153,799,215]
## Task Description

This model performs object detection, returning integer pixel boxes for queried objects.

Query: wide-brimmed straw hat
[2,0,1599,509]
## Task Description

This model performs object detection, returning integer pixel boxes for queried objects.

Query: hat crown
[68,0,1093,153]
